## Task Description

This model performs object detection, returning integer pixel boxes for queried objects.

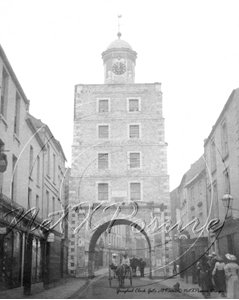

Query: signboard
[0,153,8,173]
[0,227,7,234]
[47,233,55,242]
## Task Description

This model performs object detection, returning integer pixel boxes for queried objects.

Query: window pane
[99,100,109,113]
[129,153,140,168]
[129,99,139,112]
[130,183,141,200]
[37,156,40,184]
[98,125,109,138]
[1,68,9,117]
[129,125,139,138]
[14,92,21,135]
[98,153,108,169]
[98,183,108,200]
[29,146,33,174]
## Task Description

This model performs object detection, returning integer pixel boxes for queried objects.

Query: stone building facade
[0,44,69,296]
[170,87,239,282]
[204,88,239,258]
[69,33,172,277]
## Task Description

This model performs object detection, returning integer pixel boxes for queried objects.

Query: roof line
[204,89,236,145]
[0,44,29,105]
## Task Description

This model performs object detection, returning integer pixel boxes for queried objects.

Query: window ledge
[0,114,8,130]
[13,133,20,145]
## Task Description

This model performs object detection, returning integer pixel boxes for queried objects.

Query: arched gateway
[88,219,152,278]
[69,23,172,278]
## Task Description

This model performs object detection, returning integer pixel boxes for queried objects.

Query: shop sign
[0,153,8,173]
[47,233,55,242]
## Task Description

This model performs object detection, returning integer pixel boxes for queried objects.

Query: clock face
[112,62,126,75]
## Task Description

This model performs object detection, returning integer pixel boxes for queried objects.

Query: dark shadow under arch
[88,218,152,278]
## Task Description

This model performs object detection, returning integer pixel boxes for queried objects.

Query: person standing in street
[121,253,130,277]
[198,255,211,299]
[207,254,215,291]
[212,256,226,297]
[224,253,239,299]
[139,258,146,277]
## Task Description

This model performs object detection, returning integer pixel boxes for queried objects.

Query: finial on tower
[117,14,122,39]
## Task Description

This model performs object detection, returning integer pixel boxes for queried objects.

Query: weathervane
[117,14,122,39]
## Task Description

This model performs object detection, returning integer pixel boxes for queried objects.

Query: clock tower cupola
[102,31,137,84]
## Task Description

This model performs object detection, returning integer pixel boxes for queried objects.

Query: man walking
[139,258,146,277]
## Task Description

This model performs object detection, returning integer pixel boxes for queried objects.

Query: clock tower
[102,32,137,84]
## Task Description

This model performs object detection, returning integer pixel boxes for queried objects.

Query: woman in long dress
[212,256,226,296]
[224,253,239,299]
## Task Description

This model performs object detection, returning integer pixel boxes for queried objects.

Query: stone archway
[88,219,152,278]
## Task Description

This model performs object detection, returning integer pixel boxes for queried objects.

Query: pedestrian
[207,254,214,291]
[212,255,226,297]
[224,253,239,299]
[198,255,211,299]
[121,253,130,277]
[139,258,146,277]
[196,261,201,286]
[211,252,217,269]
[110,253,119,277]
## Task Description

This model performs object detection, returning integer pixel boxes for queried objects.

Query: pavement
[0,267,226,299]
[0,268,108,299]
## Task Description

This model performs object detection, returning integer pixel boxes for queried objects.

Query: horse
[116,264,126,288]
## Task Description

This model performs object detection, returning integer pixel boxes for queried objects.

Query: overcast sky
[1,0,239,191]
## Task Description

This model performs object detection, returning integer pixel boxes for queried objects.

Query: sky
[1,0,239,191]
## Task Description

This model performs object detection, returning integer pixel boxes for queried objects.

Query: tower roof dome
[106,32,132,50]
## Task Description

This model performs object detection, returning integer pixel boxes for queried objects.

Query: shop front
[178,236,208,283]
[0,193,45,294]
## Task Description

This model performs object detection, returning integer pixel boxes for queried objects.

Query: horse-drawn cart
[109,265,133,288]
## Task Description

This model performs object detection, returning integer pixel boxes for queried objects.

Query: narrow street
[78,275,193,299]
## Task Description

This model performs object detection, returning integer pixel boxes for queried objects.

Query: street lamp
[221,193,234,209]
